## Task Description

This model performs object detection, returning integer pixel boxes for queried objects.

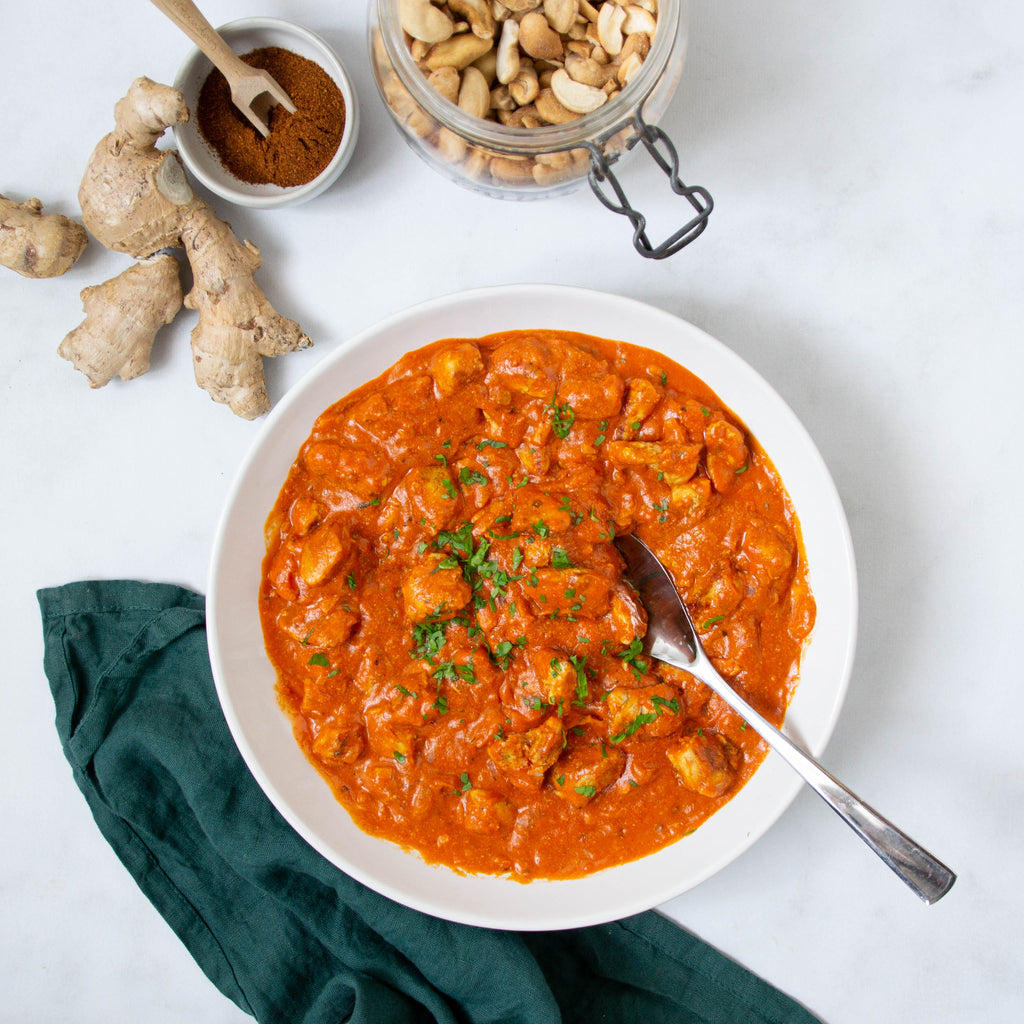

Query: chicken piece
[512,485,574,534]
[490,338,556,398]
[551,740,626,807]
[609,583,646,644]
[669,476,713,517]
[288,496,323,536]
[298,523,353,586]
[606,682,684,742]
[364,704,417,763]
[620,377,661,427]
[509,647,579,720]
[430,341,485,397]
[556,372,625,419]
[401,553,471,621]
[666,731,741,798]
[311,719,365,763]
[488,715,565,777]
[604,440,701,485]
[736,520,794,583]
[526,568,612,617]
[385,464,462,538]
[705,419,749,493]
[461,787,515,835]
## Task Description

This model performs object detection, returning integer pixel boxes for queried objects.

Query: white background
[2,2,1021,1021]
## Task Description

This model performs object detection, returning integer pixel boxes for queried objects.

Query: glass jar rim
[375,0,682,155]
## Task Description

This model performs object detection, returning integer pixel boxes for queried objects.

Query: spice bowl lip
[172,17,359,209]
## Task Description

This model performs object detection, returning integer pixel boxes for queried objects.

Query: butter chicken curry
[260,330,815,879]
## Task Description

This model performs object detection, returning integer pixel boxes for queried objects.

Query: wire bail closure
[585,108,713,260]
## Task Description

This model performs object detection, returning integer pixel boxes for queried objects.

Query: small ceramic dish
[173,17,359,209]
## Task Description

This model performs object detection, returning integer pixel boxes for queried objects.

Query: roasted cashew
[399,0,455,44]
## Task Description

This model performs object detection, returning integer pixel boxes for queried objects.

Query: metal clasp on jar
[584,107,713,260]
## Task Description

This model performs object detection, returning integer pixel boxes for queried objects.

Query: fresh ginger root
[59,254,182,387]
[181,209,309,419]
[66,76,311,418]
[0,193,88,278]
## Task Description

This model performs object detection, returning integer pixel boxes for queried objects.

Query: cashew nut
[449,0,496,40]
[535,85,579,123]
[616,51,643,85]
[500,0,543,11]
[550,67,607,113]
[399,0,455,44]
[496,17,521,85]
[622,4,657,37]
[596,2,625,55]
[564,52,609,87]
[428,65,461,103]
[426,33,494,70]
[543,0,578,35]
[519,11,565,61]
[620,30,650,63]
[458,65,491,118]
[509,61,540,104]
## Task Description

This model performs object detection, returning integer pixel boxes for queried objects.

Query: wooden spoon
[149,0,296,137]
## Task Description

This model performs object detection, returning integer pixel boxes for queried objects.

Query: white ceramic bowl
[208,284,858,929]
[173,18,359,208]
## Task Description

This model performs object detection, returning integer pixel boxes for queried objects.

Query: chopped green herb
[458,772,472,792]
[548,391,576,439]
[394,751,406,763]
[699,615,725,631]
[551,547,572,570]
[574,784,597,798]
[616,638,649,679]
[307,652,330,667]
[459,467,488,487]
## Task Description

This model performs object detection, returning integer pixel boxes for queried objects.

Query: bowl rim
[172,16,360,209]
[207,283,858,929]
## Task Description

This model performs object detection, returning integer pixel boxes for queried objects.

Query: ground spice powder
[196,47,346,187]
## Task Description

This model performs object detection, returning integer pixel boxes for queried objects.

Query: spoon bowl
[615,532,956,904]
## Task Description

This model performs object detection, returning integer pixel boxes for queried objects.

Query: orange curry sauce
[260,330,816,879]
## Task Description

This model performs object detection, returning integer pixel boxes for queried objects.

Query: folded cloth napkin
[39,580,821,1024]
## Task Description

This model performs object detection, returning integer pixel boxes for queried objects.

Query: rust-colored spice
[196,47,346,187]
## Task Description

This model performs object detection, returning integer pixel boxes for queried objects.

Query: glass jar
[367,0,711,258]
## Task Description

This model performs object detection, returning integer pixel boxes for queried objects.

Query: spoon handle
[657,644,956,903]
[148,0,250,81]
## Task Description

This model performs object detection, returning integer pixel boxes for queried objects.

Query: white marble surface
[2,2,1021,1021]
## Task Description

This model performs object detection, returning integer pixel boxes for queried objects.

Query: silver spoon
[614,533,956,904]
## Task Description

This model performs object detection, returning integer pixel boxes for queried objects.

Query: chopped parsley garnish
[548,391,576,439]
[610,711,658,744]
[458,772,472,792]
[574,784,597,798]
[551,547,572,570]
[616,638,648,679]
[307,652,330,667]
[459,467,488,487]
[476,439,507,450]
[699,615,725,631]
[395,684,418,698]
[569,654,589,705]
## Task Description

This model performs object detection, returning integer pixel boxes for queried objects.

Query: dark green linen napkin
[38,579,821,1024]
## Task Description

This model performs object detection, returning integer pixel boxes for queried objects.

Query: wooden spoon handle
[148,0,249,82]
